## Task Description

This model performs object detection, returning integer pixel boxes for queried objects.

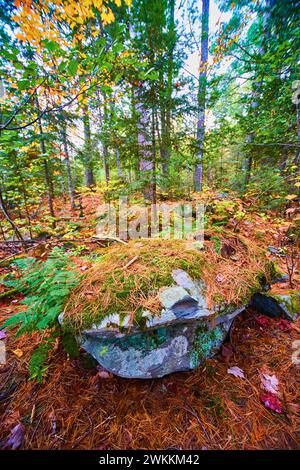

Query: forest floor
[0,191,299,450]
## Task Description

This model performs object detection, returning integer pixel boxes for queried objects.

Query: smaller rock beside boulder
[251,291,299,321]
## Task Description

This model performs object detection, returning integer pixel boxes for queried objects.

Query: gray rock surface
[61,260,298,378]
[78,269,244,378]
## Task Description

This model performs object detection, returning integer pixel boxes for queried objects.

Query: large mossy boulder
[61,238,273,378]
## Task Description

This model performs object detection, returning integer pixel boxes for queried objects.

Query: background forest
[0,0,300,453]
[0,0,299,240]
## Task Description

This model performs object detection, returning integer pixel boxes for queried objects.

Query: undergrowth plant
[1,247,81,381]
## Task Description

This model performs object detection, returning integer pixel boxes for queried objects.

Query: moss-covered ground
[63,235,273,333]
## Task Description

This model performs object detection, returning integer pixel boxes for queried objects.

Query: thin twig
[123,256,139,270]
[183,404,211,441]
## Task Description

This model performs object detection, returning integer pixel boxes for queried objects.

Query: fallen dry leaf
[0,329,7,339]
[227,366,245,379]
[1,423,25,450]
[97,370,112,379]
[12,349,23,358]
[261,373,279,395]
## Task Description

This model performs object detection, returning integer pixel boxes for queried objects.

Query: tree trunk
[151,108,157,204]
[83,103,95,187]
[102,92,110,185]
[162,0,176,177]
[294,96,300,165]
[243,0,275,189]
[244,151,253,188]
[134,85,154,202]
[35,97,56,223]
[115,148,122,178]
[194,0,210,192]
[62,127,76,209]
[0,186,23,240]
[12,153,33,238]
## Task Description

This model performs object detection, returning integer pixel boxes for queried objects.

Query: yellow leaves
[93,0,103,8]
[285,194,298,201]
[12,349,24,358]
[15,32,25,42]
[14,0,24,7]
[12,0,130,56]
[295,182,300,188]
[101,7,115,25]
[19,145,30,152]
[78,94,88,105]
[121,50,133,58]
[114,0,132,6]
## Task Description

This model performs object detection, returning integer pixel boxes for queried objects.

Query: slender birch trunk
[134,84,155,202]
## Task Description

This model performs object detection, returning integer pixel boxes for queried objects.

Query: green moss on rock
[62,237,273,334]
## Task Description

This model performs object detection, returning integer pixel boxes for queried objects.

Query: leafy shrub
[1,247,81,381]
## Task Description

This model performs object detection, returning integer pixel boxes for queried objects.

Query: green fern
[1,247,81,380]
[3,247,80,334]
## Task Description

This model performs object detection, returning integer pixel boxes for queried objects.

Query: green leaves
[43,39,62,54]
[17,79,31,91]
[28,331,59,382]
[68,59,78,76]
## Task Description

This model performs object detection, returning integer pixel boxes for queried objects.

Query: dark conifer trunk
[194,0,210,192]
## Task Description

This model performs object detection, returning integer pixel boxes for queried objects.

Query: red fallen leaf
[260,392,283,414]
[2,423,25,450]
[255,315,269,326]
[277,319,291,331]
